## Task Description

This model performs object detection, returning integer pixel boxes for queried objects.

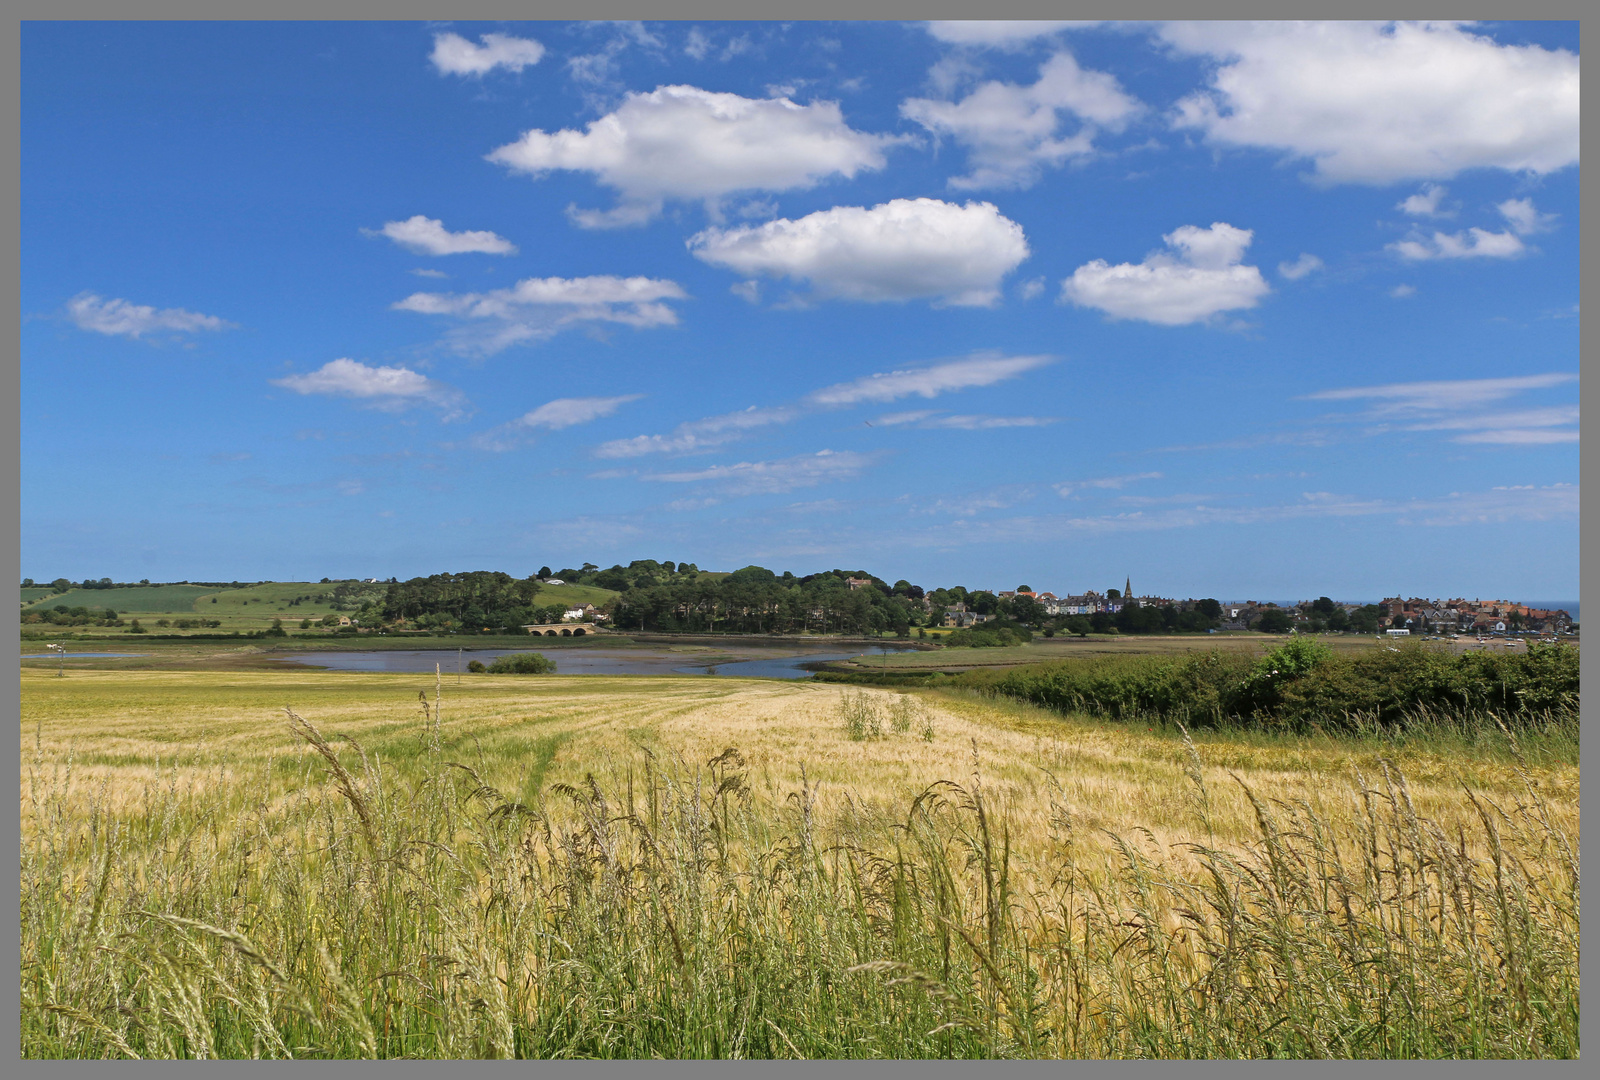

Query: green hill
[25,585,216,613]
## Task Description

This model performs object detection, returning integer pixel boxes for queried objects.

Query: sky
[19,20,1580,602]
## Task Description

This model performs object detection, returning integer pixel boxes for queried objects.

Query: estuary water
[275,644,919,679]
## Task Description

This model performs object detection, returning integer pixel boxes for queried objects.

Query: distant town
[19,566,1578,640]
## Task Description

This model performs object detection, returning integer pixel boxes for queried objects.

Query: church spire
[1125,575,1132,600]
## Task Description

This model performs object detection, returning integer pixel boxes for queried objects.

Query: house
[942,605,990,628]
[845,577,875,591]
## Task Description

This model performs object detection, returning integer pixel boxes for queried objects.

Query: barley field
[19,668,1580,1058]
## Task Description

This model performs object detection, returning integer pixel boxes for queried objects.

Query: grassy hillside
[535,582,619,609]
[24,584,216,612]
[19,669,1578,1059]
[20,587,57,604]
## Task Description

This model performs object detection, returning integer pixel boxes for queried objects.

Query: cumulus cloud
[1303,372,1578,446]
[924,21,1093,48]
[67,292,233,338]
[901,51,1141,189]
[365,215,516,256]
[1277,253,1324,280]
[486,85,899,227]
[1389,227,1525,260]
[1164,21,1580,185]
[688,198,1029,306]
[393,275,688,355]
[430,32,545,76]
[1497,197,1556,235]
[471,395,643,451]
[1398,183,1451,217]
[595,406,795,459]
[271,358,466,417]
[1061,222,1270,325]
[810,352,1053,406]
[642,449,875,495]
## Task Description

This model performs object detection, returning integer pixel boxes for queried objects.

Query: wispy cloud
[641,449,877,495]
[601,351,1054,461]
[595,406,796,459]
[877,411,1056,430]
[471,395,644,451]
[810,352,1053,405]
[1054,471,1162,497]
[394,275,688,355]
[1301,373,1578,446]
[67,292,233,338]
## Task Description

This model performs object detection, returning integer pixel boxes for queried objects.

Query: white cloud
[519,395,643,431]
[271,358,465,417]
[1304,372,1576,411]
[1497,197,1556,235]
[594,406,795,459]
[1061,222,1270,325]
[1390,284,1416,298]
[411,268,449,279]
[902,51,1141,189]
[471,395,642,451]
[876,410,1054,430]
[365,215,516,256]
[1164,21,1580,185]
[1398,182,1451,217]
[920,414,1055,429]
[1054,471,1163,497]
[1277,253,1323,280]
[810,352,1053,406]
[729,280,761,303]
[688,198,1029,306]
[684,27,712,60]
[393,275,688,355]
[642,449,875,495]
[430,32,544,77]
[67,292,233,338]
[924,21,1092,48]
[1389,227,1525,260]
[1019,277,1045,300]
[1303,372,1578,446]
[487,85,899,227]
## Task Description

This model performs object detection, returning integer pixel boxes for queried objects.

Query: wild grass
[18,671,1579,1058]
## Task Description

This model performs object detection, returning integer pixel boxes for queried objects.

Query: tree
[1311,596,1339,617]
[21,578,33,587]
[1065,616,1092,638]
[1255,609,1293,633]
[538,567,552,579]
[1325,608,1350,632]
[1016,585,1032,594]
[1106,588,1121,600]
[1194,598,1222,622]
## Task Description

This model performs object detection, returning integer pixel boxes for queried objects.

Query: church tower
[1125,576,1132,601]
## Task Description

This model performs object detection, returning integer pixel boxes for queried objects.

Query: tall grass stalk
[19,704,1578,1059]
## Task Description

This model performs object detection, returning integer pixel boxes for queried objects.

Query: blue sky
[20,20,1579,601]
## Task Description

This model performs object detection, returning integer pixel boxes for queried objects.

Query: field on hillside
[24,585,219,613]
[20,580,619,637]
[20,667,1578,1058]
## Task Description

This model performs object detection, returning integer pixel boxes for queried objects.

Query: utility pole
[48,642,63,677]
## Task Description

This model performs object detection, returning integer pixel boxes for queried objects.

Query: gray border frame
[9,2,1589,1076]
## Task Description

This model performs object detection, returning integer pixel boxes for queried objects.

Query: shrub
[486,652,556,675]
[839,691,884,740]
[957,640,1578,733]
[467,660,486,673]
